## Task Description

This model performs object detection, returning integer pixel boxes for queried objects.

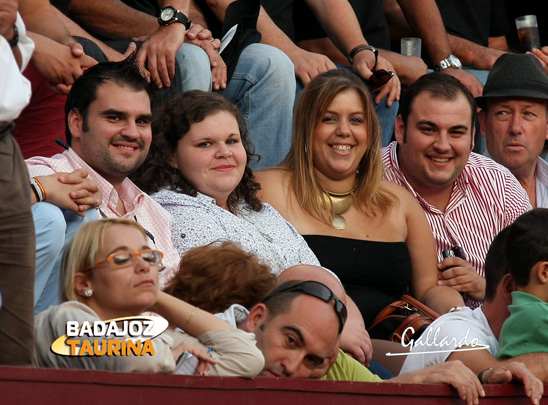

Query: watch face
[160,8,175,22]
[449,55,462,68]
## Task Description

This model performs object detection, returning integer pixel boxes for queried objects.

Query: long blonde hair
[60,218,147,303]
[280,70,395,224]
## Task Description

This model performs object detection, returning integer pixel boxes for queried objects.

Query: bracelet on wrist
[184,307,199,330]
[477,368,492,384]
[347,44,377,69]
[30,177,44,202]
[32,177,47,202]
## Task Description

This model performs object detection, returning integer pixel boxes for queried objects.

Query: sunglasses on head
[262,280,348,334]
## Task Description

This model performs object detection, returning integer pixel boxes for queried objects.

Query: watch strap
[434,55,462,71]
[158,8,192,30]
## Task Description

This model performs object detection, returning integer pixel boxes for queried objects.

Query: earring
[84,288,93,297]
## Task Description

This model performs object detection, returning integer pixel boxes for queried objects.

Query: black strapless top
[303,235,412,329]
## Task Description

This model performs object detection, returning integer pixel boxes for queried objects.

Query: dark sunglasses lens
[304,282,331,302]
[370,69,394,89]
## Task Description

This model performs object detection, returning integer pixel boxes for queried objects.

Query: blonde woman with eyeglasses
[34,218,264,376]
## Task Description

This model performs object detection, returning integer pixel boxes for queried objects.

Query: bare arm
[391,360,543,405]
[389,361,485,405]
[205,0,337,86]
[393,0,483,96]
[447,348,545,402]
[52,6,135,62]
[151,291,233,335]
[32,169,101,215]
[20,0,75,46]
[305,0,400,104]
[399,185,465,313]
[340,295,373,366]
[448,34,506,70]
[503,353,548,383]
[20,0,97,92]
[67,0,158,40]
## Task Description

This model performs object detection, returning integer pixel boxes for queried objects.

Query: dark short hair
[505,208,548,287]
[163,241,278,313]
[131,90,262,213]
[260,280,303,320]
[399,73,477,130]
[484,226,510,301]
[64,54,152,145]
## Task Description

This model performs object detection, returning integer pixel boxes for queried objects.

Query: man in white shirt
[400,224,548,385]
[0,1,35,365]
[478,53,548,208]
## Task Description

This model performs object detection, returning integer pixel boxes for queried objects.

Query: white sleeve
[0,14,33,122]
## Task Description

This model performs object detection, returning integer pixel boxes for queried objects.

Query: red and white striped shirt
[382,142,531,308]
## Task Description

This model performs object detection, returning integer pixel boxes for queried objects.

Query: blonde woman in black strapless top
[256,70,465,331]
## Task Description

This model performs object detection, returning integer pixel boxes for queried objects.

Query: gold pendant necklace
[321,189,354,230]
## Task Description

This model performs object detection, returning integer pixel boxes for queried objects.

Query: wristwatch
[158,6,192,29]
[434,54,462,71]
[9,24,18,48]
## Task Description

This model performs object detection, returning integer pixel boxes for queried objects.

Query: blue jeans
[296,67,399,147]
[176,43,295,169]
[176,43,213,92]
[221,44,296,169]
[33,203,98,313]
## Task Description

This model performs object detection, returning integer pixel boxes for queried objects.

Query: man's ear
[68,108,84,141]
[74,272,92,298]
[244,303,268,333]
[535,262,548,284]
[500,273,515,304]
[478,109,487,139]
[394,115,405,145]
[470,121,476,151]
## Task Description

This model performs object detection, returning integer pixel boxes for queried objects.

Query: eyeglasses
[262,280,348,334]
[83,249,164,272]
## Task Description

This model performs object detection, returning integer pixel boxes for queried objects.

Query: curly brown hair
[131,90,262,213]
[163,241,279,313]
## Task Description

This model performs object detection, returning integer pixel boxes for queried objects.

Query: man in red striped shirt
[382,73,531,309]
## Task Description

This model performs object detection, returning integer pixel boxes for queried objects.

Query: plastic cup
[515,15,541,52]
[400,37,422,57]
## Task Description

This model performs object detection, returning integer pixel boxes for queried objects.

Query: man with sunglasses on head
[25,55,181,314]
[382,73,530,310]
[243,266,542,405]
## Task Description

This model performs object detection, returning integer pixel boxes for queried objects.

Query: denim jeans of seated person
[33,202,98,314]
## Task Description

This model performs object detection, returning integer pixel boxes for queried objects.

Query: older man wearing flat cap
[478,53,548,207]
